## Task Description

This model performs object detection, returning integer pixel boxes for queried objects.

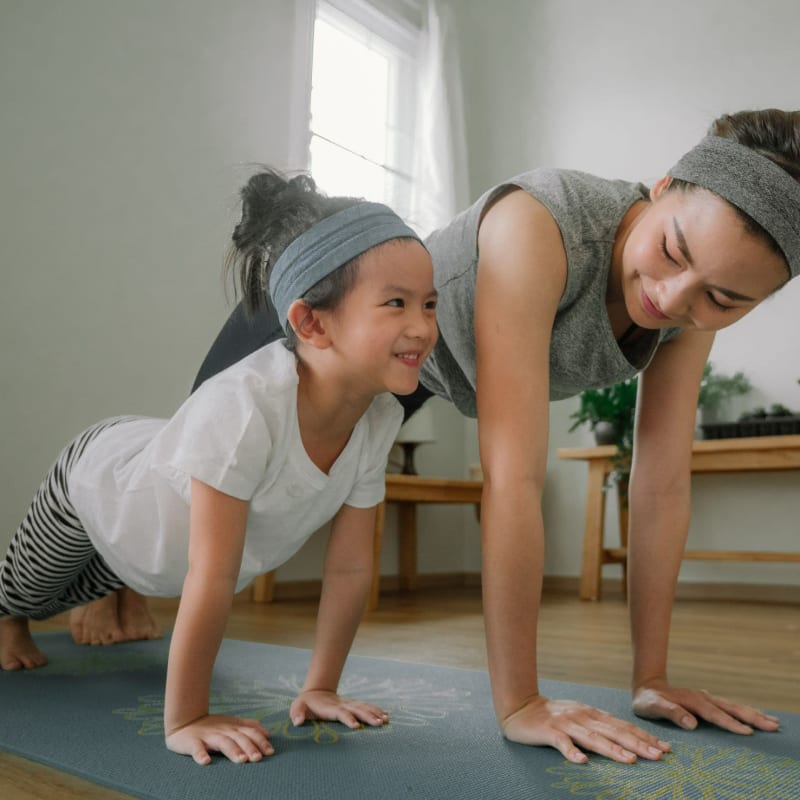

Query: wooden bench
[557,435,800,600]
[252,473,483,609]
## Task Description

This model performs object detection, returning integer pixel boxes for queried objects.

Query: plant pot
[593,421,617,446]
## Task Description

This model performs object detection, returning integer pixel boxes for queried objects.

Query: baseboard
[267,572,799,605]
[541,574,800,604]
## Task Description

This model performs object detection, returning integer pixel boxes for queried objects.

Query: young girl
[0,169,439,766]
[181,109,800,764]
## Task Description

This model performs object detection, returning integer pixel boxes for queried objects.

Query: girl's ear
[287,300,332,349]
[650,175,673,201]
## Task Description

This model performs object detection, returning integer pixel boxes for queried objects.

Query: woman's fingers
[502,697,670,763]
[633,685,780,734]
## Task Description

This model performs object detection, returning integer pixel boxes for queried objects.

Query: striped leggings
[0,418,132,620]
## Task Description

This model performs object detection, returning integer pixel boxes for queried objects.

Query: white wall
[0,0,471,586]
[0,0,301,548]
[452,0,800,585]
[3,0,797,589]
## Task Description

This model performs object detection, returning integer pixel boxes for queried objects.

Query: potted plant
[697,362,752,425]
[569,377,638,484]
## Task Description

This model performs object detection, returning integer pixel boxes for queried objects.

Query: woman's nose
[656,276,689,318]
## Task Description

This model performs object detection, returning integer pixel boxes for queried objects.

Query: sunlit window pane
[311,19,389,164]
[309,135,387,201]
[309,2,417,220]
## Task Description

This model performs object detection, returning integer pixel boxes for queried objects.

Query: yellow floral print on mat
[547,742,798,800]
[113,673,473,742]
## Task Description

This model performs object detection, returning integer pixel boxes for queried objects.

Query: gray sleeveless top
[419,169,682,418]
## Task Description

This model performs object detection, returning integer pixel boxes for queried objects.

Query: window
[309,0,421,221]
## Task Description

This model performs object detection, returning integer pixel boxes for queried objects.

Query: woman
[83,109,799,763]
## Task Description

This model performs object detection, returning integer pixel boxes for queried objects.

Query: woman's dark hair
[668,109,800,270]
[226,168,363,349]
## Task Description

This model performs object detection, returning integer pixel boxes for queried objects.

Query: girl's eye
[425,299,437,310]
[386,298,404,308]
[706,292,735,312]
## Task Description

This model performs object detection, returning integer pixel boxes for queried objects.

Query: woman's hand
[501,695,671,764]
[633,680,780,734]
[290,689,389,730]
[165,714,273,765]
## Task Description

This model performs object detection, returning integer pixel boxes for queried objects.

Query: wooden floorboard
[2,585,798,799]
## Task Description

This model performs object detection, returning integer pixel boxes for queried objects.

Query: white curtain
[409,0,470,238]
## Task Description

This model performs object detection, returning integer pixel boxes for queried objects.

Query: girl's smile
[319,239,438,398]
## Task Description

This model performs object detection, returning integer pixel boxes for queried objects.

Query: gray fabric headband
[268,201,423,331]
[668,136,800,279]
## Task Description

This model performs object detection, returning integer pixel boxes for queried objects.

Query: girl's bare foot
[70,588,162,646]
[118,587,162,641]
[0,616,48,670]
[69,592,125,645]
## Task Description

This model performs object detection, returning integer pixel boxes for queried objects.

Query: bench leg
[579,460,608,601]
[398,502,417,591]
[252,571,275,603]
[369,502,386,610]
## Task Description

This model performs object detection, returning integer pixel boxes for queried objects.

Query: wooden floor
[2,585,798,800]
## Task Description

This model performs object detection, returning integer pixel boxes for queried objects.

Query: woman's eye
[660,237,678,264]
[706,292,735,312]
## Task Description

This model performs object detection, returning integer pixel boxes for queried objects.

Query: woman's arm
[630,333,780,733]
[475,191,669,763]
[164,478,273,764]
[289,504,389,729]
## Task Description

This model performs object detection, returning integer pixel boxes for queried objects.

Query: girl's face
[322,239,438,397]
[618,179,789,332]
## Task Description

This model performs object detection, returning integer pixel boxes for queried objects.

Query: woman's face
[619,178,789,332]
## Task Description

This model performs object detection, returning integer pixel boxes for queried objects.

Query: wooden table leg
[368,501,386,610]
[579,460,608,601]
[397,502,418,591]
[617,476,629,600]
[252,571,275,603]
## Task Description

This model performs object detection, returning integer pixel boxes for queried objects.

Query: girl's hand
[501,695,671,764]
[290,689,390,729]
[165,714,273,765]
[633,681,780,734]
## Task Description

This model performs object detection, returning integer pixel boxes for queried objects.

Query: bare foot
[70,589,162,646]
[69,592,126,645]
[118,587,162,642]
[0,616,48,670]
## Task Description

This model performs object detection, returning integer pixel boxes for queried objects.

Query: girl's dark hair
[668,109,800,268]
[226,168,363,349]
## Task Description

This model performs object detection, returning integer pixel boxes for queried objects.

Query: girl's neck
[294,358,374,474]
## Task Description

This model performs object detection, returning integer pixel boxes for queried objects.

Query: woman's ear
[650,175,673,201]
[286,300,332,349]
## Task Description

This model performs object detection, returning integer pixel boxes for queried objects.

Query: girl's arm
[630,332,780,734]
[164,478,273,765]
[289,503,389,729]
[474,190,669,764]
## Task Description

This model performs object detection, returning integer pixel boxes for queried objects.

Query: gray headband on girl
[268,201,423,331]
[668,135,800,279]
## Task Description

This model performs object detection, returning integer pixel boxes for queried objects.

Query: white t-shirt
[68,342,403,597]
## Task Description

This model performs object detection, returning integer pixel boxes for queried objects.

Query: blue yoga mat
[1,632,798,799]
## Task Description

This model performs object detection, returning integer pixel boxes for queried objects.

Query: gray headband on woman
[668,136,800,279]
[268,201,423,331]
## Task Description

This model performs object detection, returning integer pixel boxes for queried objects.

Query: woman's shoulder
[510,168,648,215]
